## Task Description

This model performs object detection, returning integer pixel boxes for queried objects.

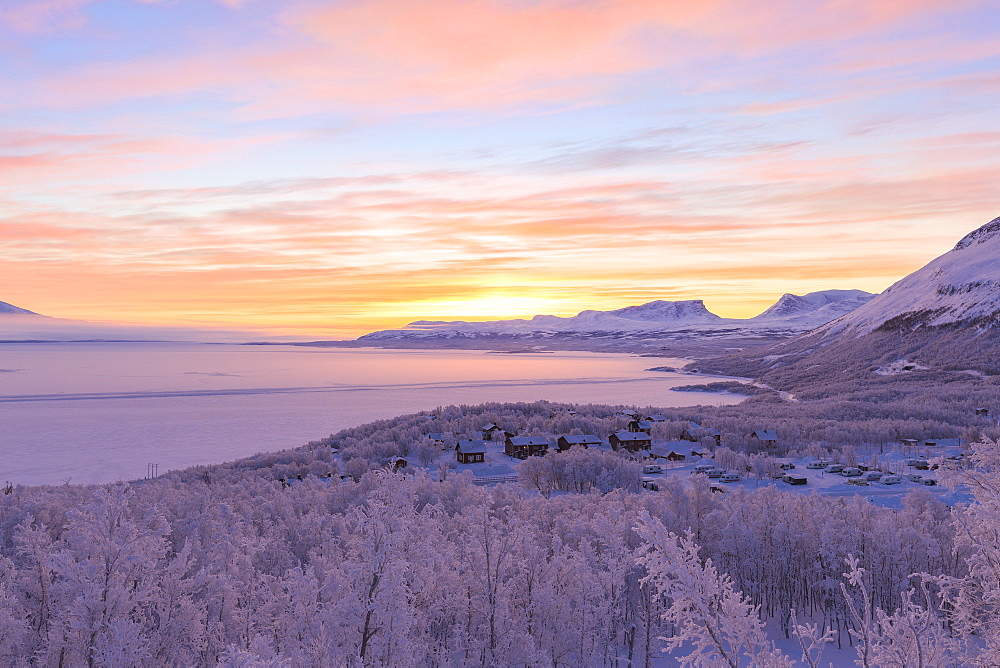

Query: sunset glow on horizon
[2,0,998,337]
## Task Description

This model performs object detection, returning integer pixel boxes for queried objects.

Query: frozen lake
[0,343,744,486]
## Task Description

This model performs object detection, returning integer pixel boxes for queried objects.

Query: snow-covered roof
[558,434,602,444]
[457,440,487,454]
[752,429,778,441]
[611,430,651,442]
[508,436,550,447]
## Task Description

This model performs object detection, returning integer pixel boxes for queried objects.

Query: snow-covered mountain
[0,300,37,315]
[696,216,1000,385]
[819,216,1000,335]
[751,290,874,327]
[358,290,874,342]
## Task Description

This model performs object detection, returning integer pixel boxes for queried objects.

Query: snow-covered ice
[0,343,743,486]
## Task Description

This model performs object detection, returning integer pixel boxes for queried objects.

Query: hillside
[695,216,1000,393]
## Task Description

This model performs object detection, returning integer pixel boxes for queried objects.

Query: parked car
[780,463,796,470]
[919,478,937,486]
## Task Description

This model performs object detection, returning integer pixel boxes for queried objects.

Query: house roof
[457,440,487,454]
[684,426,720,437]
[645,414,668,422]
[558,434,602,444]
[611,430,651,442]
[427,432,447,440]
[752,429,778,441]
[631,420,654,430]
[508,436,549,447]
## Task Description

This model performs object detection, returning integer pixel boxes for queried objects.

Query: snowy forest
[0,400,999,666]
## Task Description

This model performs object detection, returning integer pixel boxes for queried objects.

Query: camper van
[719,472,741,483]
[826,464,845,473]
[805,461,827,470]
[881,475,902,485]
[693,463,716,473]
[864,471,883,482]
[783,474,808,485]
[643,464,663,475]
[840,467,863,477]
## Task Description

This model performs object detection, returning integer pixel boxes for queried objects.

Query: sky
[1,0,998,338]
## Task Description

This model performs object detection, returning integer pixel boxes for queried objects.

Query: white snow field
[0,343,744,486]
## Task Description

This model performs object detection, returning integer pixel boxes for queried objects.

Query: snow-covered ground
[635,441,970,506]
[0,343,743,486]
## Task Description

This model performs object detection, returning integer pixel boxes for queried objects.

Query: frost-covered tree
[634,514,792,667]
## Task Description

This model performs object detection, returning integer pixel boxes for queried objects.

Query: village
[310,406,972,506]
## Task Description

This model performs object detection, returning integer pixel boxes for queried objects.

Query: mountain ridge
[0,301,38,315]
[358,289,875,342]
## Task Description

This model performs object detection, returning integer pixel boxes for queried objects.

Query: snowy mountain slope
[0,300,38,315]
[820,216,1000,335]
[359,290,874,342]
[694,216,1000,387]
[750,290,874,327]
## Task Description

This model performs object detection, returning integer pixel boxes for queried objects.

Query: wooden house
[481,423,510,441]
[627,419,654,434]
[426,432,448,445]
[456,440,487,464]
[681,423,722,446]
[976,407,990,416]
[556,434,602,451]
[650,444,688,461]
[644,414,668,422]
[901,438,919,448]
[751,429,778,448]
[387,456,408,471]
[505,436,549,459]
[609,430,652,452]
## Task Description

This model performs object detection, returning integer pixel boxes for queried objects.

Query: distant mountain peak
[954,215,1000,251]
[604,299,720,322]
[0,300,37,315]
[754,290,874,320]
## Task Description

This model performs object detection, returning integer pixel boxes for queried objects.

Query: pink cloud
[0,0,94,32]
[25,0,991,118]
